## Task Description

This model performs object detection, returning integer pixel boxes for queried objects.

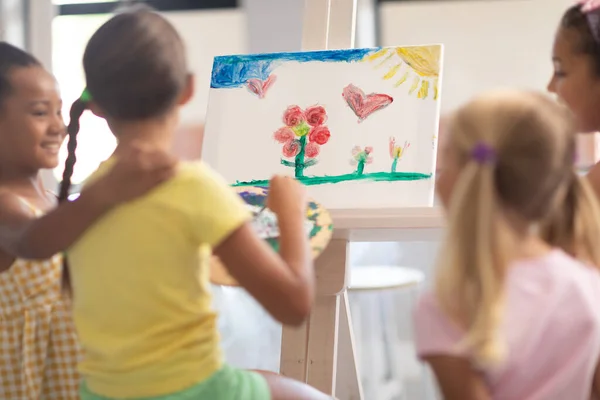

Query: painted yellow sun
[363,45,441,100]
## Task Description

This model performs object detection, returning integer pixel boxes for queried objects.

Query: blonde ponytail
[540,172,600,266]
[436,160,512,366]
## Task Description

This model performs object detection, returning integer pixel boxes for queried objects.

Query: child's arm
[413,293,492,400]
[0,145,176,259]
[424,356,491,400]
[592,360,600,399]
[210,176,313,326]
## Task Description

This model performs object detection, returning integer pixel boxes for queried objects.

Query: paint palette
[247,204,314,239]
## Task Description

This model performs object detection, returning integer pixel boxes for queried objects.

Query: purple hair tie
[471,142,496,165]
[580,0,600,43]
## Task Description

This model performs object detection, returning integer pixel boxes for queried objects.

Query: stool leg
[365,291,384,399]
[349,293,363,371]
[350,293,368,397]
[382,289,406,399]
[412,283,432,400]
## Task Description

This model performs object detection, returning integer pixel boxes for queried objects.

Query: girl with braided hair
[56,5,332,400]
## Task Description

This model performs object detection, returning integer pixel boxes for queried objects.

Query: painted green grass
[233,171,432,187]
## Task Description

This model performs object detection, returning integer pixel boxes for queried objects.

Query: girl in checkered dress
[0,42,176,399]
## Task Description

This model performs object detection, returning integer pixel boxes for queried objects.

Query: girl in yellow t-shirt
[57,6,332,400]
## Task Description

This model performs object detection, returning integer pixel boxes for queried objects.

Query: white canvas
[203,45,444,210]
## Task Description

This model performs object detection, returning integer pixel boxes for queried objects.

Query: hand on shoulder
[0,190,35,222]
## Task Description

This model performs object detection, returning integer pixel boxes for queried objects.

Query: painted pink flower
[308,126,330,145]
[305,105,327,126]
[389,137,396,158]
[283,105,305,126]
[351,146,374,165]
[273,127,295,144]
[282,140,300,157]
[305,142,320,158]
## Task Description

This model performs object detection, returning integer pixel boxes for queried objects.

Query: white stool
[349,266,425,400]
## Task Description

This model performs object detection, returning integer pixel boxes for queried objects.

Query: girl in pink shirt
[413,90,600,399]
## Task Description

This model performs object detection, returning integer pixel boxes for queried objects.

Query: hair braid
[58,98,86,202]
[58,97,87,293]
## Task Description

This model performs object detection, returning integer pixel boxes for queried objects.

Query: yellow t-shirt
[68,161,250,398]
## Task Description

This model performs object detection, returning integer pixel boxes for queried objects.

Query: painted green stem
[391,157,398,173]
[356,161,365,175]
[234,171,432,187]
[295,135,307,178]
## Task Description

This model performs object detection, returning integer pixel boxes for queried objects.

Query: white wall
[380,0,573,112]
[242,0,303,53]
[173,10,248,124]
[0,0,27,48]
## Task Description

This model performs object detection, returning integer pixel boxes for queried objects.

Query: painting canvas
[202,45,444,209]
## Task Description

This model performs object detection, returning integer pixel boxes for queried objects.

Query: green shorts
[80,364,271,400]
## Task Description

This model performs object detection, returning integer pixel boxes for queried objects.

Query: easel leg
[280,321,309,382]
[306,294,340,395]
[335,291,364,399]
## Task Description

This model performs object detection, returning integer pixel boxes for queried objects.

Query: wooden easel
[278,1,365,398]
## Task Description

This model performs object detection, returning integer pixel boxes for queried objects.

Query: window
[51,0,238,186]
[52,13,113,185]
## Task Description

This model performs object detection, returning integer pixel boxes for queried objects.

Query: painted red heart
[246,74,277,99]
[342,84,393,122]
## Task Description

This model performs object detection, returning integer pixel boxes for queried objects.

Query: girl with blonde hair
[414,90,600,399]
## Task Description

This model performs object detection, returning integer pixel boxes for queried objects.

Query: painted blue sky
[211,48,380,89]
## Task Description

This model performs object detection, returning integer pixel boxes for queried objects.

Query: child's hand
[86,143,177,206]
[266,175,307,219]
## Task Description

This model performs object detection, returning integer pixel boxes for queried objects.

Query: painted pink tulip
[389,137,396,158]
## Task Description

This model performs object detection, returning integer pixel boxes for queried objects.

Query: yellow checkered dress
[0,232,81,397]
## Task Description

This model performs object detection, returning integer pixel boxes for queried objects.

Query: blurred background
[0,0,579,188]
[0,1,586,398]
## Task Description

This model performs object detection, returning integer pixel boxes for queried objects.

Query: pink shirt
[414,250,600,400]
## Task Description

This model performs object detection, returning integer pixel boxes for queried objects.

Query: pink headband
[580,0,600,12]
[579,0,600,43]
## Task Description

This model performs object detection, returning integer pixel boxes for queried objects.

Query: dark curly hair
[561,5,600,76]
[0,42,41,107]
